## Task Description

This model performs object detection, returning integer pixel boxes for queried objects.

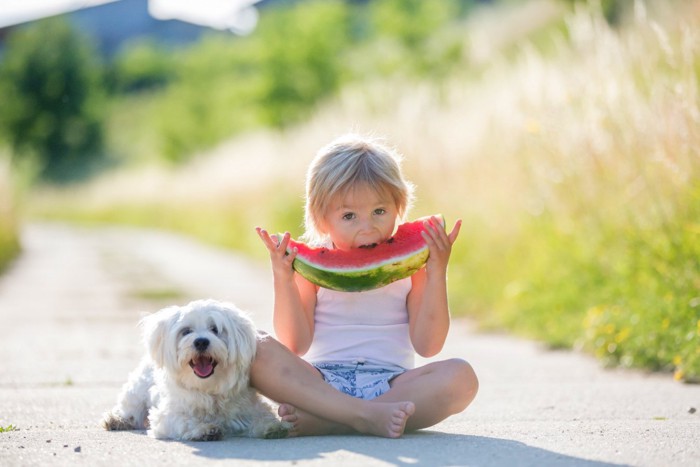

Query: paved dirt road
[1,223,698,467]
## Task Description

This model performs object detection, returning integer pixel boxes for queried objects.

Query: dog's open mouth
[189,355,217,379]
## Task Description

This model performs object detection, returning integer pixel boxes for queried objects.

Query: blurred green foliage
[256,1,349,127]
[366,0,465,78]
[0,0,474,168]
[108,40,177,93]
[560,0,627,24]
[0,217,20,273]
[0,157,20,272]
[451,186,700,382]
[107,0,473,163]
[0,18,106,182]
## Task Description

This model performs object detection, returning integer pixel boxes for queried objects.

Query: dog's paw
[192,426,223,442]
[263,421,293,439]
[101,412,137,431]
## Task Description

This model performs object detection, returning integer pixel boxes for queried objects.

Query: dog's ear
[220,305,257,374]
[139,306,178,368]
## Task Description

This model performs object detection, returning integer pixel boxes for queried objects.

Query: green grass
[0,225,20,273]
[0,158,21,273]
[130,287,186,303]
[0,425,18,433]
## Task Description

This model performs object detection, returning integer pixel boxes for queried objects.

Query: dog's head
[140,299,257,394]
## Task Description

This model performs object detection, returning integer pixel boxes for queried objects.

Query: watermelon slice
[286,215,444,292]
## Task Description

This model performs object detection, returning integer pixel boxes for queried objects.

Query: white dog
[101,299,291,441]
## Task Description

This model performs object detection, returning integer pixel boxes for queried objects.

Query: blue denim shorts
[313,361,406,400]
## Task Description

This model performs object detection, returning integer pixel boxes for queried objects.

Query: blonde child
[252,134,478,437]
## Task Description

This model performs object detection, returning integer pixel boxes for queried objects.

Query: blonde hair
[303,134,414,245]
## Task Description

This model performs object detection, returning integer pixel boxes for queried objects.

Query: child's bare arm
[256,228,316,354]
[407,217,462,357]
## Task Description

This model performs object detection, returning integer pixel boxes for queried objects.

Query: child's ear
[139,307,178,368]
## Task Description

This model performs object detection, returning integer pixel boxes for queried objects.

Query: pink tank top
[303,277,415,369]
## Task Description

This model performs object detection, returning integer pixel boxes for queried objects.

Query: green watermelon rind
[289,214,443,292]
[293,247,430,292]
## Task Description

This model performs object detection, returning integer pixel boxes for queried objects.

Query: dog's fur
[101,299,291,441]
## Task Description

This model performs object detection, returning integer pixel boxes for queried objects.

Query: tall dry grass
[31,0,700,379]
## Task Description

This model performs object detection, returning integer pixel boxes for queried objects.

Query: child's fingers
[256,228,291,255]
[424,218,449,250]
[276,232,291,251]
[256,227,274,249]
[270,233,280,246]
[422,226,448,253]
[432,216,451,243]
[286,246,298,263]
[447,219,462,244]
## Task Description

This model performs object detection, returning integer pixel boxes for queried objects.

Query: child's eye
[342,212,355,221]
[374,208,386,215]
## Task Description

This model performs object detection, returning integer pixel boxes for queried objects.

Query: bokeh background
[0,0,698,381]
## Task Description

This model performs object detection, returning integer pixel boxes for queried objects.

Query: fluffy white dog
[101,299,291,441]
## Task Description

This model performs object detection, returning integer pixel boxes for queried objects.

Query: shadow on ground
[182,431,629,466]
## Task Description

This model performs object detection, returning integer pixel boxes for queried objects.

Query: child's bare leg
[374,358,478,431]
[250,334,415,438]
[275,358,476,435]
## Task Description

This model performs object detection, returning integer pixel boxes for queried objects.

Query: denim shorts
[313,361,406,400]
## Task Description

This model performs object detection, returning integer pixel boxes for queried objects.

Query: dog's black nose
[193,337,209,351]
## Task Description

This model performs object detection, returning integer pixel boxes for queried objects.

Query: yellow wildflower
[615,327,631,343]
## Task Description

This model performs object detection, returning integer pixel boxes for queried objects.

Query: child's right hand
[256,227,298,281]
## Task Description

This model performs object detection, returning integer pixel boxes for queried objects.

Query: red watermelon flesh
[287,214,444,292]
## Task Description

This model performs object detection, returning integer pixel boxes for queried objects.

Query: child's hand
[256,227,297,281]
[421,216,461,276]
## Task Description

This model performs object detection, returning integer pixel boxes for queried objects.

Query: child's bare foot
[278,401,415,438]
[278,403,350,437]
[358,401,415,438]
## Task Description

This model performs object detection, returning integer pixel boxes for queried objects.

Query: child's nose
[359,217,374,231]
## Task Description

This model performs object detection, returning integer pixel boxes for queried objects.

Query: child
[252,134,478,437]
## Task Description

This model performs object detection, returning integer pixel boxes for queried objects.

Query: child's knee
[444,358,479,408]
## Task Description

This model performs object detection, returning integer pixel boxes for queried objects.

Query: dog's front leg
[239,392,292,439]
[186,425,224,441]
[148,406,223,441]
[102,357,154,431]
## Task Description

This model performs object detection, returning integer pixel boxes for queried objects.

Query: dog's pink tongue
[192,357,214,378]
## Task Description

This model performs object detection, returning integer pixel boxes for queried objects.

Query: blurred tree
[109,40,176,93]
[560,0,626,25]
[369,0,458,49]
[154,0,353,162]
[257,0,351,127]
[365,0,466,79]
[100,0,477,164]
[0,18,106,182]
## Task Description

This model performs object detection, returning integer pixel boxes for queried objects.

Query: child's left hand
[421,216,461,275]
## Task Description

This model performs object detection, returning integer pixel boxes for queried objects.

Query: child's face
[322,183,399,251]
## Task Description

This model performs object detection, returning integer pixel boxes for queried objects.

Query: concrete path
[0,223,698,467]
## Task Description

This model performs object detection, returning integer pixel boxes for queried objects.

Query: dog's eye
[181,327,192,336]
[210,325,219,335]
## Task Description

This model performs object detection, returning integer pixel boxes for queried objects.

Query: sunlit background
[0,0,698,382]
